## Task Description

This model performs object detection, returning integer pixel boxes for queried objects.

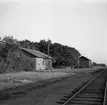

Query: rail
[62,70,104,105]
[103,81,107,105]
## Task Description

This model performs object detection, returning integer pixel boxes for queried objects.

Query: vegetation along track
[58,69,107,105]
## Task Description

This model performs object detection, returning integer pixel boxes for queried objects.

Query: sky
[0,0,107,64]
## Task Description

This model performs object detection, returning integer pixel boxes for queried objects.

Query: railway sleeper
[72,97,103,102]
[69,100,102,105]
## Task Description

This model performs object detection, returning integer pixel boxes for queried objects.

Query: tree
[0,36,20,61]
[0,36,20,72]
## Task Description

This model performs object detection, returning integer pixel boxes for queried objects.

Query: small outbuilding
[79,56,91,68]
[17,48,53,70]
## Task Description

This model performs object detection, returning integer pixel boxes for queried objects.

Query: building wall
[15,50,36,71]
[36,58,45,70]
[79,57,91,68]
[43,59,52,70]
[89,61,92,68]
[79,61,89,68]
[36,58,52,70]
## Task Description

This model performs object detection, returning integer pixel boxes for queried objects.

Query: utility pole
[47,39,51,71]
[78,56,80,69]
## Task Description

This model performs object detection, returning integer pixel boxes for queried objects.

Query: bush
[0,55,34,73]
[0,36,34,73]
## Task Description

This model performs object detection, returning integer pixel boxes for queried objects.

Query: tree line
[2,36,106,73]
[0,36,81,73]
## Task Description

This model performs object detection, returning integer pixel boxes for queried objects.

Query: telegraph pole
[47,39,51,71]
[78,56,80,69]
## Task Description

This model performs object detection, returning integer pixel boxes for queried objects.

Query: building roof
[22,48,52,59]
[79,56,91,61]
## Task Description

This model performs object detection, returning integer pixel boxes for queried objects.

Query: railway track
[58,70,107,105]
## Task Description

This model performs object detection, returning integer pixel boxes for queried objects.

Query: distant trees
[92,62,106,67]
[0,35,89,73]
[92,62,97,66]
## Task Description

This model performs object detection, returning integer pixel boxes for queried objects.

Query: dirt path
[0,70,101,105]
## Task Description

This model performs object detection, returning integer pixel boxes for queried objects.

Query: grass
[0,67,103,101]
[0,67,104,91]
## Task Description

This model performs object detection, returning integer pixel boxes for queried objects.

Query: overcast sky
[0,0,107,64]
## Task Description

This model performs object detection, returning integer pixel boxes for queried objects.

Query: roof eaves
[21,48,52,59]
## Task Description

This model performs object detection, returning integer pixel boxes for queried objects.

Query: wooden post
[78,56,80,69]
[47,39,51,71]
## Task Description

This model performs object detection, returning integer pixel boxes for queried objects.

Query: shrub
[0,55,34,73]
[0,36,34,73]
